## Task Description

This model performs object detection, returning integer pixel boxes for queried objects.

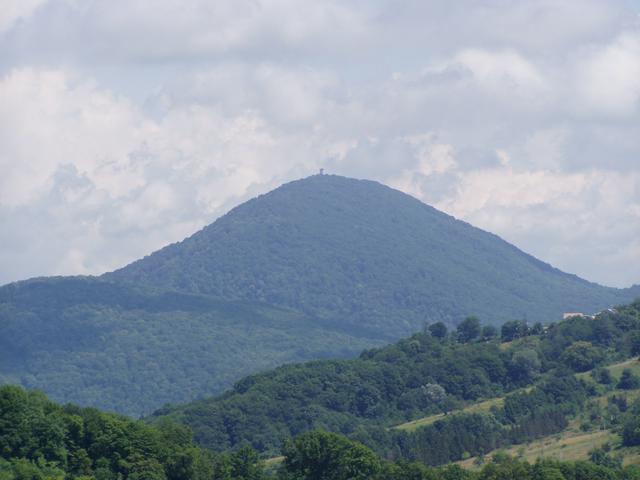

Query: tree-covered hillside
[0,384,273,480]
[0,278,377,416]
[151,300,640,461]
[6,385,640,480]
[108,174,638,336]
[2,175,638,417]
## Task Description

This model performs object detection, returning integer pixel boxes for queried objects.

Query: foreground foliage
[0,385,275,480]
[278,430,640,480]
[5,386,640,480]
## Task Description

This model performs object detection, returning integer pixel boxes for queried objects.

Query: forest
[0,277,375,416]
[152,300,640,463]
[2,175,638,417]
[6,384,640,480]
[2,299,640,479]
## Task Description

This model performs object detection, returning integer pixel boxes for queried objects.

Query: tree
[126,455,167,480]
[623,416,640,446]
[282,430,381,480]
[422,383,447,411]
[617,369,640,390]
[629,332,640,356]
[591,367,613,385]
[481,325,498,341]
[457,316,481,343]
[501,320,528,342]
[589,447,621,468]
[561,341,603,372]
[429,322,448,340]
[509,349,541,383]
[530,323,544,335]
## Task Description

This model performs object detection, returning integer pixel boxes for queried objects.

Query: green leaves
[0,385,228,480]
[282,430,381,480]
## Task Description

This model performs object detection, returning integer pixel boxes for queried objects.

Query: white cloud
[438,167,589,217]
[0,0,47,33]
[0,0,639,289]
[449,49,546,93]
[574,33,640,116]
[1,0,368,65]
[0,69,147,207]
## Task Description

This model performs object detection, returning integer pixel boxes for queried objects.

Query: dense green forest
[107,175,639,334]
[152,300,640,463]
[0,278,376,416]
[0,384,252,480]
[5,385,640,480]
[2,175,637,417]
[277,429,640,480]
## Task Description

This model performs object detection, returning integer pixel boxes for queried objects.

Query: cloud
[1,0,368,66]
[0,0,47,33]
[0,0,639,288]
[0,69,148,208]
[574,32,640,116]
[447,49,546,93]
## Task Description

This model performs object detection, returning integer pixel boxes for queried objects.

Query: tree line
[152,300,640,458]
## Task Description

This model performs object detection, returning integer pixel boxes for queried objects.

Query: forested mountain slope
[0,277,377,416]
[151,300,640,461]
[2,174,638,417]
[108,174,638,336]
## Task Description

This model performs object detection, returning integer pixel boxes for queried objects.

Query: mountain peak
[106,175,634,335]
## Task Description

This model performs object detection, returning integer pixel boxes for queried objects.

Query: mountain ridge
[106,174,636,335]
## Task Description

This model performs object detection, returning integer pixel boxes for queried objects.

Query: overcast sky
[1,0,639,288]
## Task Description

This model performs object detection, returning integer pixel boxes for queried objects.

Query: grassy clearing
[262,455,284,475]
[270,358,640,468]
[608,358,640,379]
[456,384,640,470]
[395,358,640,434]
[457,426,614,470]
[396,358,640,468]
[394,396,505,432]
[577,357,640,383]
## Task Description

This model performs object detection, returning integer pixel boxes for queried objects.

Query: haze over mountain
[108,174,638,336]
[1,174,637,415]
[0,277,376,416]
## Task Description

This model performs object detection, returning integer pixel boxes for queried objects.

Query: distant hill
[1,174,638,416]
[108,174,638,336]
[0,277,376,416]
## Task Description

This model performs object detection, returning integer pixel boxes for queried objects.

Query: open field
[456,426,613,470]
[577,357,640,383]
[393,396,505,431]
[398,357,640,433]
[608,358,640,379]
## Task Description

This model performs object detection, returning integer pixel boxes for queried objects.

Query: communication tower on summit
[319,168,325,175]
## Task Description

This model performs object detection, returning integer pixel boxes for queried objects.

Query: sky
[1,0,639,288]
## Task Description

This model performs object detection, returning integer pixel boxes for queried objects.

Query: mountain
[1,174,638,416]
[108,174,637,336]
